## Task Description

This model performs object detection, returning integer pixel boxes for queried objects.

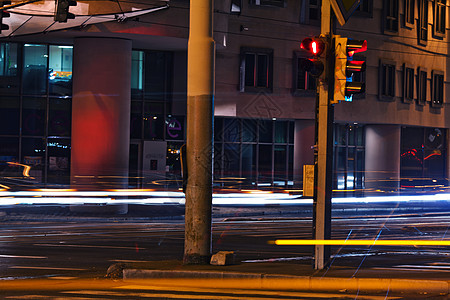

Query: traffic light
[0,1,10,33]
[300,36,327,77]
[332,36,367,103]
[54,0,77,23]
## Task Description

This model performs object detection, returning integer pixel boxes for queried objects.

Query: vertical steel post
[183,0,215,264]
[313,0,333,270]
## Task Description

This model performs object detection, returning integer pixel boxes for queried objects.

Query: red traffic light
[301,37,325,56]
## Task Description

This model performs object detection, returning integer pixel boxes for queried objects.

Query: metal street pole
[183,0,215,264]
[313,0,333,270]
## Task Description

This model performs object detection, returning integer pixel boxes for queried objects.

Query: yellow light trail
[270,239,450,246]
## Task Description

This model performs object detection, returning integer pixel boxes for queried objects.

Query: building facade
[0,0,448,194]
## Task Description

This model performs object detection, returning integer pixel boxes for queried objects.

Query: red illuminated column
[293,120,315,185]
[365,125,401,193]
[71,37,132,189]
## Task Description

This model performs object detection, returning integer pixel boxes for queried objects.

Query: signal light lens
[301,37,325,57]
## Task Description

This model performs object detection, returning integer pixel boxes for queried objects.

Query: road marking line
[9,266,86,271]
[272,239,450,246]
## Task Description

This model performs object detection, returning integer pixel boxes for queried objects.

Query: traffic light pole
[313,0,333,270]
[183,0,215,264]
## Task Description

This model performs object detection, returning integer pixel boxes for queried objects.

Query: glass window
[259,120,273,143]
[294,53,317,93]
[131,51,144,99]
[242,119,257,142]
[230,0,241,14]
[242,144,256,182]
[166,116,184,140]
[49,45,73,96]
[0,43,18,77]
[23,44,48,95]
[22,97,46,136]
[144,52,172,101]
[240,48,273,93]
[22,137,45,182]
[355,0,373,17]
[250,0,285,7]
[223,118,240,142]
[274,121,287,143]
[419,0,428,44]
[258,144,272,182]
[130,101,143,139]
[48,98,71,136]
[404,0,415,27]
[431,70,444,107]
[433,0,446,37]
[417,67,427,105]
[274,145,287,182]
[223,143,240,177]
[47,138,70,184]
[0,137,19,162]
[379,60,396,100]
[384,0,399,33]
[403,64,414,103]
[0,96,19,135]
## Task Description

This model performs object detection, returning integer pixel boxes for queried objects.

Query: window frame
[299,0,321,25]
[293,51,317,96]
[379,59,397,101]
[419,0,429,44]
[431,70,444,107]
[249,0,285,7]
[383,0,399,34]
[432,0,446,38]
[354,0,373,18]
[404,0,415,28]
[240,47,274,93]
[403,63,415,103]
[417,66,428,105]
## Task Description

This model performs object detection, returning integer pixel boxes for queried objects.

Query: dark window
[403,64,415,103]
[250,0,285,7]
[433,0,446,38]
[417,67,427,105]
[431,70,444,107]
[300,0,321,24]
[354,0,373,17]
[384,0,399,33]
[351,55,366,99]
[419,0,429,43]
[240,48,273,93]
[231,0,242,13]
[379,60,396,100]
[294,52,317,95]
[404,0,415,27]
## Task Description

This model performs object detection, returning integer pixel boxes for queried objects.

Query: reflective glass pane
[223,143,240,177]
[274,145,286,181]
[242,119,257,142]
[223,118,240,142]
[259,120,273,143]
[0,137,19,161]
[22,97,46,136]
[23,44,48,95]
[0,96,19,135]
[49,98,71,136]
[49,45,73,96]
[166,116,184,140]
[131,51,144,99]
[47,138,70,184]
[274,121,287,143]
[130,101,143,139]
[258,144,272,182]
[242,144,256,182]
[22,137,45,182]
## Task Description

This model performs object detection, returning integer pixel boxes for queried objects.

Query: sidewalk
[108,259,450,297]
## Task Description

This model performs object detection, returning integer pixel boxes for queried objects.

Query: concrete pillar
[71,37,132,190]
[365,125,401,193]
[293,119,315,186]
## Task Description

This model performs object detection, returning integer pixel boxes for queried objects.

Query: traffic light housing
[300,36,327,78]
[332,36,367,103]
[54,0,77,22]
[0,1,10,33]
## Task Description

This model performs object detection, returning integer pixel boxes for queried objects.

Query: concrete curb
[123,269,450,295]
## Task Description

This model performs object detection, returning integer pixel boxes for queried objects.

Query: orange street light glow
[271,239,450,246]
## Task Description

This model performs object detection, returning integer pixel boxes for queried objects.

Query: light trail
[271,239,450,246]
